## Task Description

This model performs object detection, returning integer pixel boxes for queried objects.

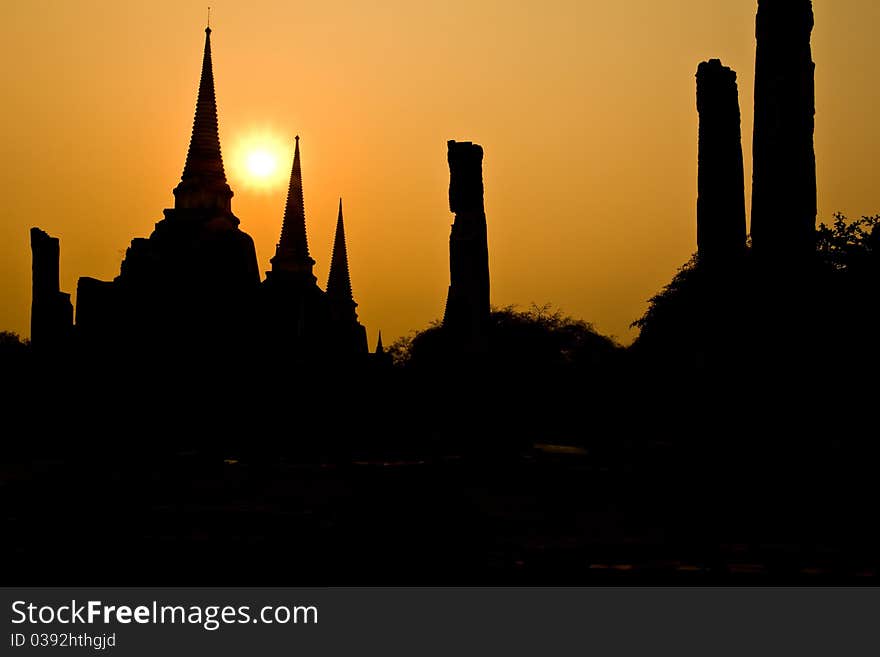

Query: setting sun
[246,149,278,178]
[230,131,291,191]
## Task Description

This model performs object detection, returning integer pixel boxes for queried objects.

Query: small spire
[271,135,314,275]
[173,25,232,211]
[376,330,385,354]
[326,197,355,308]
[207,6,211,30]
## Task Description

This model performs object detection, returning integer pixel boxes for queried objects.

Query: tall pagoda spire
[326,198,355,309]
[375,330,385,354]
[173,26,233,212]
[271,136,315,277]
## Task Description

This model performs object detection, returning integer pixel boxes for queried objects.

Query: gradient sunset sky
[2,1,878,345]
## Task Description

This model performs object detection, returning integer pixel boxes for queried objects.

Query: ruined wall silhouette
[443,140,490,352]
[696,59,746,265]
[751,0,817,263]
[30,228,73,350]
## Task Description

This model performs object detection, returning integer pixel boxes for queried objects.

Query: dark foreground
[2,435,877,585]
[2,344,878,586]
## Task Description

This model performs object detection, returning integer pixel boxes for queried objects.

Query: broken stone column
[30,227,73,350]
[697,59,747,266]
[443,140,490,352]
[751,0,817,262]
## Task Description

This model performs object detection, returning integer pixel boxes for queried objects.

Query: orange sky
[2,1,879,345]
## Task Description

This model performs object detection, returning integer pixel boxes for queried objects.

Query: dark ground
[2,427,876,585]
[2,350,877,586]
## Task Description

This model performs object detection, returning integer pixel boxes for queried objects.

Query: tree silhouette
[389,304,621,375]
[816,213,880,273]
[630,213,880,374]
[0,331,30,372]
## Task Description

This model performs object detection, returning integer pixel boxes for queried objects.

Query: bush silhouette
[389,304,621,376]
[0,331,30,373]
[630,213,880,374]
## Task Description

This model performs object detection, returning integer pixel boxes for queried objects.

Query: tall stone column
[696,59,747,265]
[443,140,490,352]
[751,0,817,263]
[30,227,73,350]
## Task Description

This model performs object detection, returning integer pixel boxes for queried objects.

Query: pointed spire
[173,25,233,211]
[326,197,355,307]
[271,136,315,276]
[376,330,385,354]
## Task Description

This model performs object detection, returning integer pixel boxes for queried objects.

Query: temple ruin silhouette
[31,26,369,361]
[13,0,880,590]
[28,1,822,363]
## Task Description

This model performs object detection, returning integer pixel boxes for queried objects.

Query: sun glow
[247,149,277,178]
[230,131,291,191]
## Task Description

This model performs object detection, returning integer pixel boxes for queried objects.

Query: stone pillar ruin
[30,227,73,350]
[751,0,817,263]
[443,140,490,352]
[696,59,747,265]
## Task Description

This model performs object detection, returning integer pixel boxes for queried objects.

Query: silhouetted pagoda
[75,26,259,353]
[325,199,368,355]
[262,138,368,360]
[33,25,369,362]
